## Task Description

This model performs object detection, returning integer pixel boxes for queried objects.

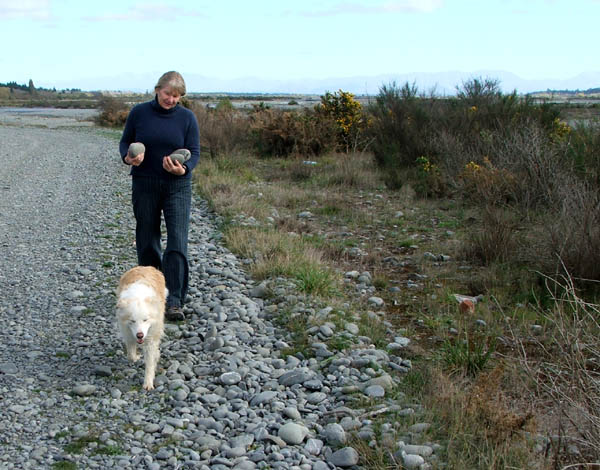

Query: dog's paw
[143,381,155,391]
[127,352,140,362]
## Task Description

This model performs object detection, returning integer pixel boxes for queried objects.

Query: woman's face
[156,86,181,109]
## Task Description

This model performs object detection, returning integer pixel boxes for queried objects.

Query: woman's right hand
[125,152,144,166]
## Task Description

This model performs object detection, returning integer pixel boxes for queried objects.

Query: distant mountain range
[38,70,600,96]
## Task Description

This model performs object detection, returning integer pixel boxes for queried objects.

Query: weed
[293,263,337,297]
[52,462,77,470]
[440,332,495,376]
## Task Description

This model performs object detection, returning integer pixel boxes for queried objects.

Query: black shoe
[165,306,185,322]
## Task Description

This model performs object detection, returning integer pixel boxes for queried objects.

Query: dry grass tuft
[517,270,600,464]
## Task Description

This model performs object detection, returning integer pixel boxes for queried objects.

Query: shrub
[95,96,129,127]
[564,120,600,186]
[415,155,447,197]
[250,108,336,158]
[368,81,438,173]
[316,89,367,152]
[188,101,250,157]
[461,206,520,266]
[519,272,600,464]
[540,181,600,283]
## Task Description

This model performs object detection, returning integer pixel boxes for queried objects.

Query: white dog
[116,266,167,390]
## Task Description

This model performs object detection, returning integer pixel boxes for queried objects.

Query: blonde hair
[155,71,186,96]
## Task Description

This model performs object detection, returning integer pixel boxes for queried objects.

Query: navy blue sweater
[119,97,200,180]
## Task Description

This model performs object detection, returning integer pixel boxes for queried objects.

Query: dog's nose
[136,332,144,339]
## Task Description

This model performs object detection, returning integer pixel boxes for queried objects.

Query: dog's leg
[125,340,140,362]
[142,341,160,390]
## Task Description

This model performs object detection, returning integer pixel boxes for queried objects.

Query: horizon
[1,0,599,95]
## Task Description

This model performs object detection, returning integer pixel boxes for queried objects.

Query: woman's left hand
[163,156,186,176]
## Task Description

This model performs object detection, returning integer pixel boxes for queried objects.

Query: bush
[315,89,367,152]
[368,81,438,173]
[461,206,520,266]
[564,120,600,186]
[95,96,129,127]
[188,101,250,158]
[250,108,336,158]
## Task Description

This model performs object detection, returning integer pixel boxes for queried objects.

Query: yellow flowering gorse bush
[316,89,365,152]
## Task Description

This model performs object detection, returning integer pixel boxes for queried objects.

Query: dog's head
[117,296,162,344]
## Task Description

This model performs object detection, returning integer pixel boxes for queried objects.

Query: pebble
[328,447,359,467]
[278,423,309,445]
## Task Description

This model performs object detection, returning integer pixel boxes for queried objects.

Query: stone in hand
[169,148,191,164]
[128,142,145,157]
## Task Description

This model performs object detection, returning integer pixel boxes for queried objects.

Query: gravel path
[0,110,439,470]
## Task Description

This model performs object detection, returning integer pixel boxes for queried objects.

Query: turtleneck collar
[151,95,178,114]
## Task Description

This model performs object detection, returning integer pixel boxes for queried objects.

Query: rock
[328,447,359,467]
[364,384,385,398]
[0,363,18,374]
[220,371,242,385]
[323,423,346,446]
[72,384,97,396]
[399,444,434,457]
[305,438,324,455]
[278,422,309,445]
[128,142,145,157]
[93,365,112,377]
[401,451,425,469]
[367,296,384,308]
[168,148,191,163]
[408,422,431,433]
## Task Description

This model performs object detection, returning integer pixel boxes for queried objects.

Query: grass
[193,146,600,469]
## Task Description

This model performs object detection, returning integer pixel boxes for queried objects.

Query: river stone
[0,363,18,374]
[323,423,346,446]
[128,142,145,157]
[399,444,434,457]
[278,368,314,386]
[401,452,425,469]
[220,371,242,385]
[73,384,97,396]
[328,447,359,467]
[364,384,385,398]
[169,148,191,164]
[278,422,309,445]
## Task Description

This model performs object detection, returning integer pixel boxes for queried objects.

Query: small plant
[293,263,337,297]
[440,332,495,376]
[64,435,98,454]
[52,462,77,470]
[415,155,446,197]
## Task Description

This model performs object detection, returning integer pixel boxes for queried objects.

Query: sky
[0,0,599,93]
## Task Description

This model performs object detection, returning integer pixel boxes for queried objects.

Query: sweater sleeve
[119,106,137,162]
[182,110,201,173]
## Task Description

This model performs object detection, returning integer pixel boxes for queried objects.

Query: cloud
[298,0,444,17]
[83,3,206,22]
[0,0,51,19]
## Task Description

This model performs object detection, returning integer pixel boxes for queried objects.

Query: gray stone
[328,447,359,467]
[128,142,145,157]
[278,422,309,445]
[0,363,18,374]
[168,148,191,163]
[72,384,96,396]
[323,423,346,446]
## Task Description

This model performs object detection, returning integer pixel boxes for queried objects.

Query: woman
[119,71,200,321]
